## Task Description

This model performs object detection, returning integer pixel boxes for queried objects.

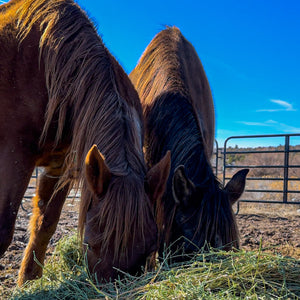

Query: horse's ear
[224,169,249,205]
[85,145,111,197]
[146,151,171,204]
[172,165,195,206]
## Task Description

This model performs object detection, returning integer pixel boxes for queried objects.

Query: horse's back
[175,28,215,158]
[0,0,48,148]
[0,0,20,29]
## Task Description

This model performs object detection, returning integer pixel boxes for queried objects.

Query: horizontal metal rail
[23,134,300,214]
[245,189,300,193]
[224,177,300,181]
[233,199,300,205]
[222,133,300,213]
[21,168,80,212]
[225,165,300,169]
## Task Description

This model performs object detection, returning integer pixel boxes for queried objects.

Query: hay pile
[7,235,300,300]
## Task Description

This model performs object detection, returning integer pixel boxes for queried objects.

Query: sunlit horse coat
[130,27,248,257]
[0,0,170,285]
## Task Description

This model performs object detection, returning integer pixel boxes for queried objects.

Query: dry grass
[4,235,300,300]
[235,201,300,217]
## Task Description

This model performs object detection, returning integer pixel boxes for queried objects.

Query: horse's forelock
[79,174,154,261]
[195,182,239,249]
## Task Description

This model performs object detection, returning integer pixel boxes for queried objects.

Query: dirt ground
[0,198,299,295]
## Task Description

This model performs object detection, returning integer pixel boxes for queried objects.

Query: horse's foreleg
[18,167,69,286]
[0,152,35,256]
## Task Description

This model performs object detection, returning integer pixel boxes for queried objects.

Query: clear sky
[3,0,299,147]
[75,0,300,147]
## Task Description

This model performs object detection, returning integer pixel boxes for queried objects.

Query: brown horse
[130,27,248,258]
[0,0,171,285]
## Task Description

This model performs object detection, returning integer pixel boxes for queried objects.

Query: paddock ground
[0,197,299,294]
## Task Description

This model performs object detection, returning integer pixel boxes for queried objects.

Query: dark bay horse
[130,27,248,257]
[0,0,171,285]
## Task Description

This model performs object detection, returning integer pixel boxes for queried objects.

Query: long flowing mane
[8,0,152,258]
[130,27,239,249]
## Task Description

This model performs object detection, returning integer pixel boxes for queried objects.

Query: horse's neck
[148,93,211,179]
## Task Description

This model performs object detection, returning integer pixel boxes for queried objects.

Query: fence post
[214,139,219,177]
[223,138,229,186]
[283,135,290,203]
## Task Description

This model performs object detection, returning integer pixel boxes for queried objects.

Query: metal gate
[22,168,80,211]
[23,133,300,213]
[221,133,300,213]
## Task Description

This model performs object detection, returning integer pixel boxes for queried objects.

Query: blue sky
[75,0,300,147]
[3,0,299,147]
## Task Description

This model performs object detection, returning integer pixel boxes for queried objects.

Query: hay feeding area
[4,235,300,300]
